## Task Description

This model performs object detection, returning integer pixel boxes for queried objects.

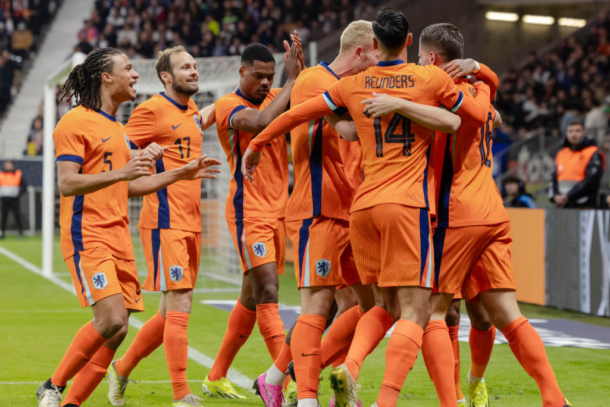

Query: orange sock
[115,311,165,378]
[274,341,293,374]
[257,303,286,360]
[502,316,564,407]
[320,306,363,369]
[208,298,256,381]
[62,346,115,406]
[422,320,458,407]
[377,320,423,407]
[165,311,191,400]
[51,321,106,386]
[448,325,464,400]
[345,306,393,381]
[332,353,347,369]
[291,314,327,399]
[469,325,496,378]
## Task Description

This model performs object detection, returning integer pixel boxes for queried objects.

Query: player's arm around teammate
[361,92,462,133]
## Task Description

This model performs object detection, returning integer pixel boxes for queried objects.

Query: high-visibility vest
[555,145,602,196]
[0,170,22,198]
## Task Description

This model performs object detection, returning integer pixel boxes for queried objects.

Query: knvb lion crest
[316,259,331,278]
[170,266,184,282]
[92,272,108,289]
[252,242,267,258]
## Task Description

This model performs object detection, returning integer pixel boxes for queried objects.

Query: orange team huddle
[36,6,570,407]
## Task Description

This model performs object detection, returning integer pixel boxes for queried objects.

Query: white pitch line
[0,380,204,385]
[0,245,254,392]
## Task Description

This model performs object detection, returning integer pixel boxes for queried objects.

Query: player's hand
[141,142,169,161]
[472,80,490,95]
[361,93,400,118]
[119,153,153,181]
[554,194,568,207]
[242,148,262,182]
[180,154,222,180]
[444,59,477,80]
[285,31,304,80]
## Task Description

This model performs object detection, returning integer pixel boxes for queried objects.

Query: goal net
[42,52,286,294]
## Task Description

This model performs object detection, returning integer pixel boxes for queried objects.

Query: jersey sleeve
[249,93,336,152]
[54,114,85,165]
[322,80,348,116]
[432,67,490,128]
[125,104,155,149]
[475,63,499,103]
[215,95,247,130]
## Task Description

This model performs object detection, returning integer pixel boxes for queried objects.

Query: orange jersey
[476,63,499,102]
[250,61,490,214]
[432,79,509,228]
[54,106,134,260]
[287,62,362,222]
[126,93,203,232]
[216,88,289,220]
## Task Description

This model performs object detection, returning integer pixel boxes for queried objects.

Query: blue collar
[377,60,405,67]
[319,61,340,80]
[160,92,189,110]
[236,88,264,106]
[97,110,116,122]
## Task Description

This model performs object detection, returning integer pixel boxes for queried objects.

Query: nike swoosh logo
[135,297,141,303]
[172,123,182,130]
[301,353,320,357]
[102,137,111,143]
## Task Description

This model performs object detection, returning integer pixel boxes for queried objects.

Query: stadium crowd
[496,10,610,142]
[0,0,61,122]
[76,0,379,59]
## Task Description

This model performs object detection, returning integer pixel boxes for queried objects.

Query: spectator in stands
[0,51,14,113]
[76,0,369,62]
[503,175,536,208]
[497,11,610,142]
[0,160,25,239]
[75,30,93,54]
[0,22,11,51]
[27,116,43,155]
[78,19,99,45]
[551,120,605,208]
[11,21,33,58]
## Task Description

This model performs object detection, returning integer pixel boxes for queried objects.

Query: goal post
[42,53,286,292]
[42,52,86,277]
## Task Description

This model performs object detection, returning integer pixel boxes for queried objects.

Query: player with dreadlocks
[36,47,222,407]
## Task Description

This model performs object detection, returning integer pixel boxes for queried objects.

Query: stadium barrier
[508,208,610,317]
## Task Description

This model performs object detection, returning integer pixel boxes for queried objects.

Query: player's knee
[255,281,279,304]
[239,294,257,311]
[381,301,401,322]
[445,305,460,327]
[471,317,492,332]
[113,322,130,343]
[97,312,129,338]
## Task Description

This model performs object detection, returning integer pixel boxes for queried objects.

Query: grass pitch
[1,235,609,406]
